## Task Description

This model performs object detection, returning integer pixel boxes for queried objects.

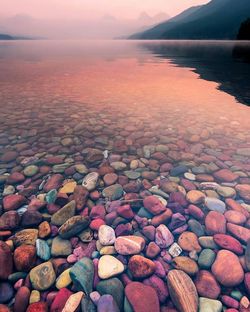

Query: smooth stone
[188,219,205,237]
[51,236,72,257]
[13,286,30,312]
[204,197,226,213]
[103,173,118,186]
[50,288,73,312]
[98,255,124,279]
[198,236,218,249]
[23,165,39,177]
[75,164,88,174]
[3,194,26,211]
[97,294,120,312]
[211,250,244,287]
[29,261,56,291]
[167,269,198,312]
[235,184,250,202]
[13,229,38,246]
[186,190,205,204]
[56,268,72,289]
[60,181,77,194]
[110,162,127,171]
[0,241,13,279]
[102,184,124,200]
[115,236,145,255]
[98,225,116,246]
[124,171,141,180]
[69,257,94,294]
[78,228,93,242]
[36,239,51,261]
[195,270,221,299]
[245,240,250,271]
[96,278,124,310]
[199,297,222,312]
[26,302,48,312]
[125,282,160,312]
[198,249,216,269]
[0,282,14,304]
[155,224,174,248]
[217,186,236,198]
[58,215,90,239]
[224,210,246,225]
[143,196,166,215]
[51,200,76,226]
[178,231,201,252]
[14,245,36,272]
[62,291,84,312]
[172,256,199,276]
[29,290,40,304]
[227,223,250,244]
[205,211,226,235]
[213,234,243,255]
[128,255,155,279]
[82,172,99,191]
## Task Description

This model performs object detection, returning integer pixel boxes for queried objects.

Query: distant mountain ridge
[0,33,13,40]
[130,0,250,40]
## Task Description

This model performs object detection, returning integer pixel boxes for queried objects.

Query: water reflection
[140,41,250,106]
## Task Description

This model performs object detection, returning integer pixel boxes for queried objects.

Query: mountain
[130,0,250,40]
[0,33,13,40]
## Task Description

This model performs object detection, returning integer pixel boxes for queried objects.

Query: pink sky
[1,0,209,19]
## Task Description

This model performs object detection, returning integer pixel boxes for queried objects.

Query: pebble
[0,241,13,279]
[62,291,84,312]
[102,184,124,200]
[128,255,155,278]
[36,239,51,261]
[199,297,223,312]
[51,200,76,226]
[97,294,120,312]
[58,215,90,239]
[51,236,72,257]
[98,255,124,279]
[98,225,116,246]
[29,261,56,291]
[195,270,221,299]
[198,248,216,269]
[96,278,124,310]
[82,172,99,191]
[14,245,36,272]
[115,236,145,255]
[204,197,226,213]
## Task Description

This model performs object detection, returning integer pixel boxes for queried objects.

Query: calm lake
[0,40,250,311]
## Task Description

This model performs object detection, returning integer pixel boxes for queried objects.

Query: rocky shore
[0,103,250,312]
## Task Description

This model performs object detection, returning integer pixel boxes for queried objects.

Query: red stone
[244,272,250,295]
[0,151,18,162]
[213,234,244,255]
[13,286,30,312]
[226,199,249,218]
[90,218,106,230]
[151,209,172,227]
[50,288,73,312]
[6,172,25,184]
[0,211,20,230]
[205,211,226,235]
[143,196,166,215]
[73,186,89,211]
[0,305,10,312]
[90,205,106,220]
[221,295,239,309]
[0,241,13,279]
[125,282,160,312]
[43,174,64,192]
[26,302,48,312]
[187,205,205,220]
[227,223,250,244]
[3,194,26,211]
[117,205,134,219]
[195,270,221,299]
[128,255,156,279]
[14,245,36,272]
[214,169,239,182]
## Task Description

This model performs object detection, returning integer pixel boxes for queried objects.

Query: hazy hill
[130,0,250,40]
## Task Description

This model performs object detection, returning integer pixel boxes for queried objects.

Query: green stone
[124,296,134,312]
[81,296,96,312]
[137,207,153,218]
[124,171,141,180]
[51,200,76,226]
[198,236,218,249]
[51,236,72,257]
[30,261,56,291]
[23,165,39,177]
[198,249,216,269]
[70,257,94,295]
[102,184,124,200]
[8,272,27,283]
[58,215,90,239]
[230,290,243,301]
[45,189,57,204]
[188,219,205,237]
[96,278,124,310]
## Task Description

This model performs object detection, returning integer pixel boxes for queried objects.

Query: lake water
[0,40,250,311]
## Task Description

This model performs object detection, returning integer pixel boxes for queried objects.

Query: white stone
[168,243,182,258]
[62,291,84,312]
[82,172,99,191]
[98,225,116,246]
[98,255,124,279]
[199,297,222,312]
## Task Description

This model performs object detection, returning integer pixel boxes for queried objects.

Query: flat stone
[3,194,26,211]
[211,250,244,287]
[62,291,84,312]
[178,231,201,253]
[125,282,160,312]
[115,236,145,255]
[128,255,155,279]
[82,172,99,191]
[155,224,174,248]
[51,200,76,226]
[195,270,221,299]
[36,239,51,261]
[58,215,90,239]
[102,184,124,200]
[198,249,216,269]
[29,261,56,291]
[98,255,124,279]
[51,236,72,257]
[167,269,198,312]
[172,256,199,276]
[13,229,38,246]
[56,268,72,289]
[97,294,120,312]
[69,257,94,294]
[204,197,226,213]
[60,181,77,194]
[199,297,222,312]
[143,196,166,215]
[23,165,39,177]
[98,225,116,246]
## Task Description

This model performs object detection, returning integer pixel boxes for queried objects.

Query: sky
[1,0,209,19]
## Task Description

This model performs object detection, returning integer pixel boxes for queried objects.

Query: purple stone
[97,295,120,312]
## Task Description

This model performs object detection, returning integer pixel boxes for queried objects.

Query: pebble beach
[0,40,250,312]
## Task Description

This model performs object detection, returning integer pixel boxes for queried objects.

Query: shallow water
[0,40,250,310]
